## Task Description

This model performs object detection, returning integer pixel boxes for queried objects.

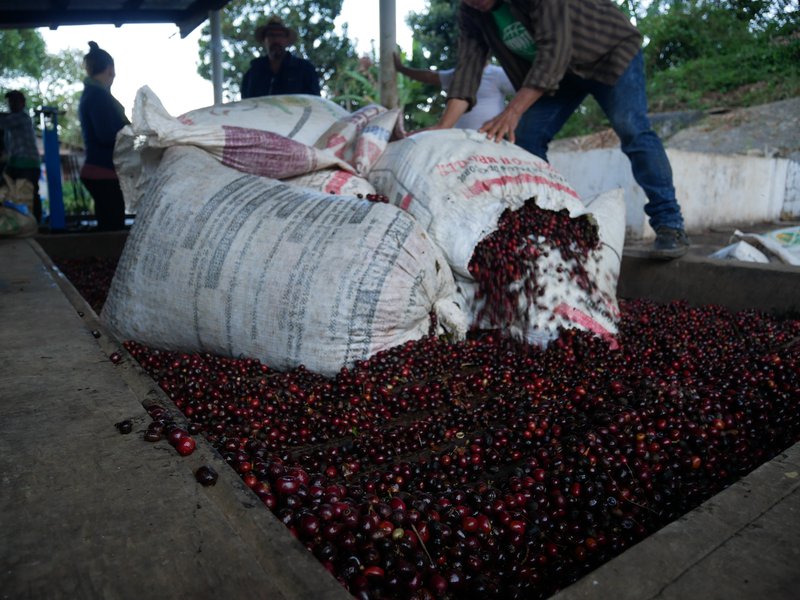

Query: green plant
[62,178,93,215]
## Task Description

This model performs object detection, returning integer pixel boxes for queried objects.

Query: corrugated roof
[0,1,231,38]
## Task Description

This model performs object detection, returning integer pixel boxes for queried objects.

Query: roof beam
[0,2,230,37]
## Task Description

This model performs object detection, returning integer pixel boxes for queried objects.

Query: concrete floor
[620,222,800,316]
[1,231,799,599]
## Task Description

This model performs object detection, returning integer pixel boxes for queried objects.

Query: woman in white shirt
[394,54,514,131]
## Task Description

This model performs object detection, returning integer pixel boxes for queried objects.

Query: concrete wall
[550,148,800,239]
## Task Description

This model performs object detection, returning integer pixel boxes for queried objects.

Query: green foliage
[62,178,93,215]
[400,0,461,130]
[36,48,86,149]
[196,0,357,99]
[562,0,800,136]
[2,35,87,216]
[647,30,800,111]
[405,0,461,69]
[0,30,47,80]
[642,3,753,72]
[326,47,380,111]
[640,0,800,113]
[1,40,85,150]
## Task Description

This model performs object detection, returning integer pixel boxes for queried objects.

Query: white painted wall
[550,148,800,239]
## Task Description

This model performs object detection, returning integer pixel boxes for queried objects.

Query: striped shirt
[448,0,643,110]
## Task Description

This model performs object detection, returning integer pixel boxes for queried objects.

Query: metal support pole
[379,0,398,109]
[210,10,224,105]
[39,107,65,230]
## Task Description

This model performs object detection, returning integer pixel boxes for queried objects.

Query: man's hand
[479,105,525,143]
[479,87,544,143]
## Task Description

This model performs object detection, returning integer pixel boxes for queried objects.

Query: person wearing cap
[241,16,321,98]
[78,41,129,231]
[431,0,690,260]
[0,90,41,222]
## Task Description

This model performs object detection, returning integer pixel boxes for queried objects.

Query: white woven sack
[368,129,587,276]
[121,86,350,177]
[115,88,387,212]
[102,146,467,376]
[315,104,403,176]
[368,130,625,346]
[285,169,377,196]
[456,188,625,348]
[177,93,348,144]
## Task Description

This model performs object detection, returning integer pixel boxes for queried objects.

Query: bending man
[435,0,689,259]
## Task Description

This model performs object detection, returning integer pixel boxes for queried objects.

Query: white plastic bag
[730,227,800,265]
[710,240,770,263]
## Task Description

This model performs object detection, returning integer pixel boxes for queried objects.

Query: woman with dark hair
[78,41,129,231]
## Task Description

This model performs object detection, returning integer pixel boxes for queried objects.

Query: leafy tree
[399,0,461,129]
[0,30,47,80]
[1,36,88,215]
[405,0,460,70]
[639,0,799,111]
[36,48,86,149]
[326,45,431,124]
[1,45,84,149]
[326,46,381,112]
[196,0,358,100]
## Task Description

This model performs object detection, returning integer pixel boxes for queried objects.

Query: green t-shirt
[491,3,537,63]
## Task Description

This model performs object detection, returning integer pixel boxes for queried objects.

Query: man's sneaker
[650,227,690,259]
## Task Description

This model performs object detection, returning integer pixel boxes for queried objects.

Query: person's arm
[479,87,543,143]
[393,53,441,87]
[436,6,489,121]
[481,0,570,143]
[438,98,470,129]
[519,0,571,95]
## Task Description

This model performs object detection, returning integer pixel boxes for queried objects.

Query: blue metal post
[40,106,65,230]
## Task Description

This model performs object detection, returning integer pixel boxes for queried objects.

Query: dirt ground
[550,97,800,162]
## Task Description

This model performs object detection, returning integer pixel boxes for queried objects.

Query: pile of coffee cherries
[468,200,601,330]
[55,256,119,313]
[60,252,799,599]
[120,300,799,599]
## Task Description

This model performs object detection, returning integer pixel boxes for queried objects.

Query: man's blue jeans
[515,51,685,231]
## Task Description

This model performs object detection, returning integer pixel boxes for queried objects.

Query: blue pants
[515,51,685,231]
